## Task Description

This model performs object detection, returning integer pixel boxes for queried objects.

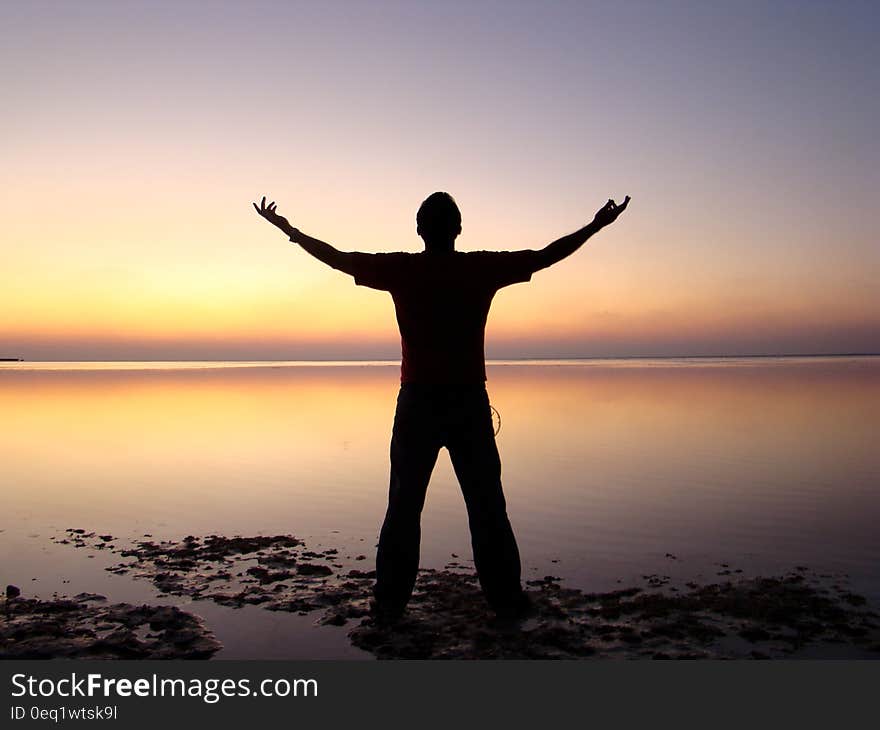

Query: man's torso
[351,250,538,383]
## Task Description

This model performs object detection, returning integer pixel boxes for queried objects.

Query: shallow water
[2,357,878,658]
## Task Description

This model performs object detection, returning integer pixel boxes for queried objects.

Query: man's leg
[446,389,525,614]
[374,387,440,617]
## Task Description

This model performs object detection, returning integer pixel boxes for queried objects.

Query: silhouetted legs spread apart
[374,384,525,619]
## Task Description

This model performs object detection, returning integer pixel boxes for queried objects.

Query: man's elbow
[531,248,558,272]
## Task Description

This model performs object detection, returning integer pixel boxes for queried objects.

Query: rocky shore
[2,528,877,660]
[1,592,220,659]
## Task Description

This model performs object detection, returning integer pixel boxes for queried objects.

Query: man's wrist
[287,227,301,242]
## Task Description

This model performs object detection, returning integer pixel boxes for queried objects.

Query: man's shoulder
[349,250,417,290]
[461,249,539,263]
[350,250,417,270]
[462,248,534,256]
[459,249,541,287]
[459,250,503,263]
[355,250,416,261]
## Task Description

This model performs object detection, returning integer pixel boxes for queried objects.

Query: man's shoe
[492,592,534,620]
[369,599,404,626]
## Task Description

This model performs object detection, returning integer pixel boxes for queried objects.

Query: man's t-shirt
[348,250,540,384]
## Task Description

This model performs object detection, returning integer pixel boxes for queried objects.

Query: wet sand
[3,529,877,660]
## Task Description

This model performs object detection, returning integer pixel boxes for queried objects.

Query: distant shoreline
[0,352,880,364]
[1,353,878,373]
[1,353,878,365]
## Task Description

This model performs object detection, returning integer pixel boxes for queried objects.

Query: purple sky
[2,1,878,359]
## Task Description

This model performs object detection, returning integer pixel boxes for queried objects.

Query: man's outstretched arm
[253,196,357,275]
[532,196,630,272]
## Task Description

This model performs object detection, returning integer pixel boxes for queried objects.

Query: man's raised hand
[592,195,631,230]
[253,196,295,237]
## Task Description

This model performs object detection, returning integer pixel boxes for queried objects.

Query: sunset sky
[2,0,877,360]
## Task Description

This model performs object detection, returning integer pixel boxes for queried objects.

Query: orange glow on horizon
[2,3,877,359]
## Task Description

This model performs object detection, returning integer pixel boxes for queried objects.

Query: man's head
[416,192,461,252]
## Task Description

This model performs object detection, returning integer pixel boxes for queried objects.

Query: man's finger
[253,202,260,213]
[261,196,266,210]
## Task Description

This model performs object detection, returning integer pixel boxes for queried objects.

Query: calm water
[2,357,878,658]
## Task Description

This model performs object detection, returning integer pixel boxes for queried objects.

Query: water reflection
[1,358,878,600]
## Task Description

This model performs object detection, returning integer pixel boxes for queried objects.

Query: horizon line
[3,352,879,364]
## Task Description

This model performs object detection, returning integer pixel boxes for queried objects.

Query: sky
[2,0,878,360]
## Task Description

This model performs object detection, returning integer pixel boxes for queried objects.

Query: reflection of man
[254,191,629,621]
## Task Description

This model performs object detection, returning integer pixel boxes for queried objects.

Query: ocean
[2,356,878,658]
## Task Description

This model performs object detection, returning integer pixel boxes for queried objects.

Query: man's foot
[369,599,405,626]
[491,591,534,621]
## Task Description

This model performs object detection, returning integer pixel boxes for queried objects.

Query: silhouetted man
[254,192,630,620]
